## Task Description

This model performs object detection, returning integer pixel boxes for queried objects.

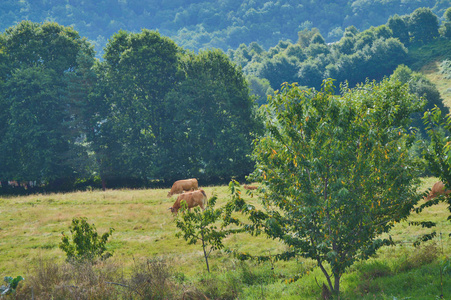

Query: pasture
[0,178,450,299]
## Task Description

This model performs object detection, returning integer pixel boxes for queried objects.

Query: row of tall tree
[0,21,262,192]
[0,1,448,56]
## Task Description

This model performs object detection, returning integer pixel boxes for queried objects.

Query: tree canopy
[246,78,423,295]
[0,21,96,187]
[0,1,447,55]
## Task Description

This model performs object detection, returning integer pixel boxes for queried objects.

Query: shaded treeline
[0,21,262,194]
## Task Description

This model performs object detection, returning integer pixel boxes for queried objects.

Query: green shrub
[59,217,114,262]
[395,243,439,273]
[440,59,451,78]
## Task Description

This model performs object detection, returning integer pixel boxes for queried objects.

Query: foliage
[0,276,24,296]
[420,107,451,223]
[409,7,440,44]
[59,217,114,262]
[0,1,447,58]
[246,78,422,296]
[91,29,180,185]
[175,194,242,272]
[163,49,262,182]
[390,64,448,136]
[0,21,95,187]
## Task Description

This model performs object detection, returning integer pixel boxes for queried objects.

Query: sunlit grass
[1,178,450,299]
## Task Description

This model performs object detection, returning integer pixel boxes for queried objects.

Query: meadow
[0,177,450,299]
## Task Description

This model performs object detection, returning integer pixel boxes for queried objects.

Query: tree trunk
[201,229,210,272]
[101,178,106,191]
[333,273,341,299]
[317,259,334,293]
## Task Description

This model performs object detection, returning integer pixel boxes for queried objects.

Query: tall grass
[1,179,450,299]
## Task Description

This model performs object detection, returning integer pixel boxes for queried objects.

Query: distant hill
[0,0,449,57]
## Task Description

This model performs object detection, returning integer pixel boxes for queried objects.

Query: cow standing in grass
[169,189,207,214]
[167,178,198,197]
[425,181,451,201]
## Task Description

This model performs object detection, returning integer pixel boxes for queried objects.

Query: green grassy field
[0,177,450,299]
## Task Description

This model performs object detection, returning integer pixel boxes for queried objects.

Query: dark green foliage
[409,7,440,44]
[164,49,261,182]
[59,217,114,262]
[343,25,359,37]
[297,61,324,90]
[387,14,410,45]
[310,32,326,45]
[297,28,322,48]
[247,78,422,295]
[255,54,300,90]
[336,37,355,55]
[247,75,274,106]
[0,21,96,187]
[0,0,447,55]
[440,22,451,39]
[391,64,448,135]
[91,29,180,184]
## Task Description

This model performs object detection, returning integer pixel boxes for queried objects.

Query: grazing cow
[167,178,198,197]
[425,181,451,201]
[170,189,207,214]
[243,185,258,190]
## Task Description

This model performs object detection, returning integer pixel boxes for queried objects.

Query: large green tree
[409,7,439,44]
[247,78,422,296]
[387,14,410,45]
[91,29,180,185]
[0,21,96,187]
[163,49,262,182]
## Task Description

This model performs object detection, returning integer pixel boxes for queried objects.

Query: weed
[124,258,176,299]
[396,243,439,273]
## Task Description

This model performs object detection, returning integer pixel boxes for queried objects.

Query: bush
[126,258,177,300]
[15,257,188,300]
[395,243,439,273]
[440,59,451,79]
[16,259,123,300]
[59,217,114,262]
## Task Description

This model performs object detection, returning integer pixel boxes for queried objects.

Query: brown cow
[243,185,258,190]
[169,189,207,214]
[425,181,451,201]
[167,178,198,197]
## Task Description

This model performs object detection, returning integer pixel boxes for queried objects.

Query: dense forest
[0,0,449,56]
[1,3,451,193]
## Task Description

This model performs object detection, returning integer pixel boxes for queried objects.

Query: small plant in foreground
[59,217,114,262]
[175,194,242,272]
[0,276,24,296]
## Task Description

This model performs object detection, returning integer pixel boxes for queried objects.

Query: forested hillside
[0,0,449,56]
[231,6,451,126]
